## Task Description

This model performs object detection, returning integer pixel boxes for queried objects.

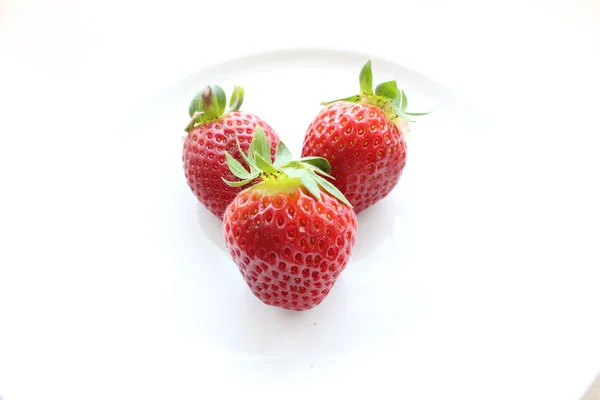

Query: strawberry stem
[228,86,244,112]
[320,59,432,129]
[185,85,245,132]
[223,127,352,207]
[359,60,374,95]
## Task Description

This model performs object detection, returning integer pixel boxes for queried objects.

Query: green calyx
[184,85,245,132]
[223,126,352,207]
[321,59,432,126]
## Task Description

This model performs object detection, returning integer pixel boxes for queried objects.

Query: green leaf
[248,126,272,164]
[184,111,204,132]
[225,152,252,180]
[298,156,331,174]
[222,175,258,187]
[321,94,361,106]
[391,84,402,108]
[199,86,221,120]
[406,110,433,116]
[400,89,408,111]
[300,175,322,202]
[188,91,203,117]
[274,141,292,167]
[312,167,335,180]
[235,138,258,174]
[228,86,244,112]
[359,59,374,95]
[280,164,306,179]
[213,85,226,117]
[375,80,399,101]
[313,175,352,207]
[391,104,415,123]
[254,153,279,175]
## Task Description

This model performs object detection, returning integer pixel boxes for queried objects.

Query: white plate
[2,45,600,400]
[113,49,483,396]
[104,48,599,399]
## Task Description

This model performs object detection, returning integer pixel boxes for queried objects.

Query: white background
[1,0,599,399]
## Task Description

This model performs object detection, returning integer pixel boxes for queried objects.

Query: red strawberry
[222,127,358,311]
[301,60,429,214]
[183,85,279,219]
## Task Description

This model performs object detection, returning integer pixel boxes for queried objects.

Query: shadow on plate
[168,182,419,359]
[173,246,422,358]
[351,196,399,261]
[196,202,226,251]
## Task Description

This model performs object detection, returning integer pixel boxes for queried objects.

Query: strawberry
[183,85,279,219]
[222,127,358,311]
[301,60,429,214]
